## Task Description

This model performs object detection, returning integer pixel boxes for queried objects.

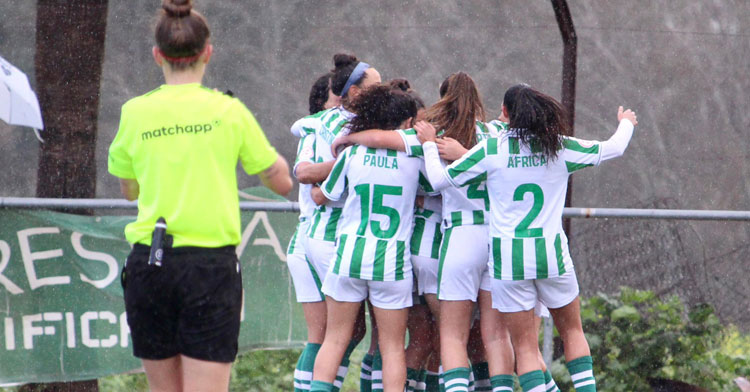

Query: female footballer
[418,84,637,392]
[309,84,430,392]
[288,71,342,392]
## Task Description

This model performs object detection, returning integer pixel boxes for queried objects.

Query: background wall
[1,0,748,327]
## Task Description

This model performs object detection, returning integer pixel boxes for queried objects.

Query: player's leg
[335,302,366,389]
[406,299,434,391]
[439,300,474,391]
[470,267,502,392]
[290,225,327,345]
[295,301,327,391]
[307,238,362,391]
[424,350,441,392]
[477,289,513,390]
[372,305,409,392]
[142,357,182,392]
[437,225,489,391]
[369,276,413,391]
[302,302,328,343]
[492,278,544,392]
[548,299,595,392]
[533,305,559,392]
[288,225,328,390]
[415,252,441,387]
[311,297,362,391]
[362,301,379,392]
[548,298,588,361]
[501,309,543,391]
[466,314,484,391]
[539,271,595,392]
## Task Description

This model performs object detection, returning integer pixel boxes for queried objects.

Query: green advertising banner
[0,190,305,383]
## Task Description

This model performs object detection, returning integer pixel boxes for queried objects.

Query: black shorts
[121,244,242,363]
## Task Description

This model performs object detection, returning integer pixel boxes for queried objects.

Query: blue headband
[341,62,370,97]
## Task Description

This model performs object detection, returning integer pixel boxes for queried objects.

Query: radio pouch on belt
[148,217,172,266]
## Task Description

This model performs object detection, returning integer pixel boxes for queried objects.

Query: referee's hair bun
[333,53,358,70]
[389,78,411,92]
[162,0,192,17]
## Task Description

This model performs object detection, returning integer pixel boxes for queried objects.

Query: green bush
[95,288,749,391]
[550,287,750,391]
[230,348,300,391]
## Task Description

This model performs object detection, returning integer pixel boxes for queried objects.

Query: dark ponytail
[503,84,567,160]
[330,53,368,98]
[309,73,332,114]
[389,78,425,110]
[348,84,418,134]
[155,0,210,69]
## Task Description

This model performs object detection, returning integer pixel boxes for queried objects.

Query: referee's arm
[118,178,140,201]
[258,155,293,197]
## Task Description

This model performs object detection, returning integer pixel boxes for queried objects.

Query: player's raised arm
[599,106,637,161]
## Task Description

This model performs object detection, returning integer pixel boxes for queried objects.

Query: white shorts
[286,222,324,302]
[412,255,438,295]
[437,225,490,302]
[491,269,580,313]
[306,237,336,281]
[322,273,413,310]
[535,302,550,318]
[287,253,325,303]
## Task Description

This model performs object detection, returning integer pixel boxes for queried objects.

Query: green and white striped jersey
[303,107,355,242]
[320,144,430,281]
[397,121,507,229]
[433,119,635,280]
[410,194,442,260]
[291,111,326,220]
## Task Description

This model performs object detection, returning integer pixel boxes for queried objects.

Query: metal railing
[3,196,749,367]
[3,197,750,221]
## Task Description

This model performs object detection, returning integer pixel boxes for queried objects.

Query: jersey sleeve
[320,146,351,202]
[560,119,635,173]
[560,136,603,173]
[599,118,634,161]
[444,139,493,187]
[293,132,316,177]
[417,160,440,196]
[290,116,319,138]
[396,128,424,157]
[237,102,279,175]
[422,142,452,192]
[107,105,136,179]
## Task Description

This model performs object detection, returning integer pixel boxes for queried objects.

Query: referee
[107,0,292,390]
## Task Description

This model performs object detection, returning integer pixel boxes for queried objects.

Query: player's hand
[618,106,638,126]
[331,135,352,158]
[436,137,468,162]
[415,121,437,143]
[310,186,327,206]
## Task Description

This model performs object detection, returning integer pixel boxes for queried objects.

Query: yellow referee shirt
[108,83,278,248]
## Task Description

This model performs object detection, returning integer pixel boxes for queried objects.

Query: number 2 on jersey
[513,183,544,237]
[354,184,403,239]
